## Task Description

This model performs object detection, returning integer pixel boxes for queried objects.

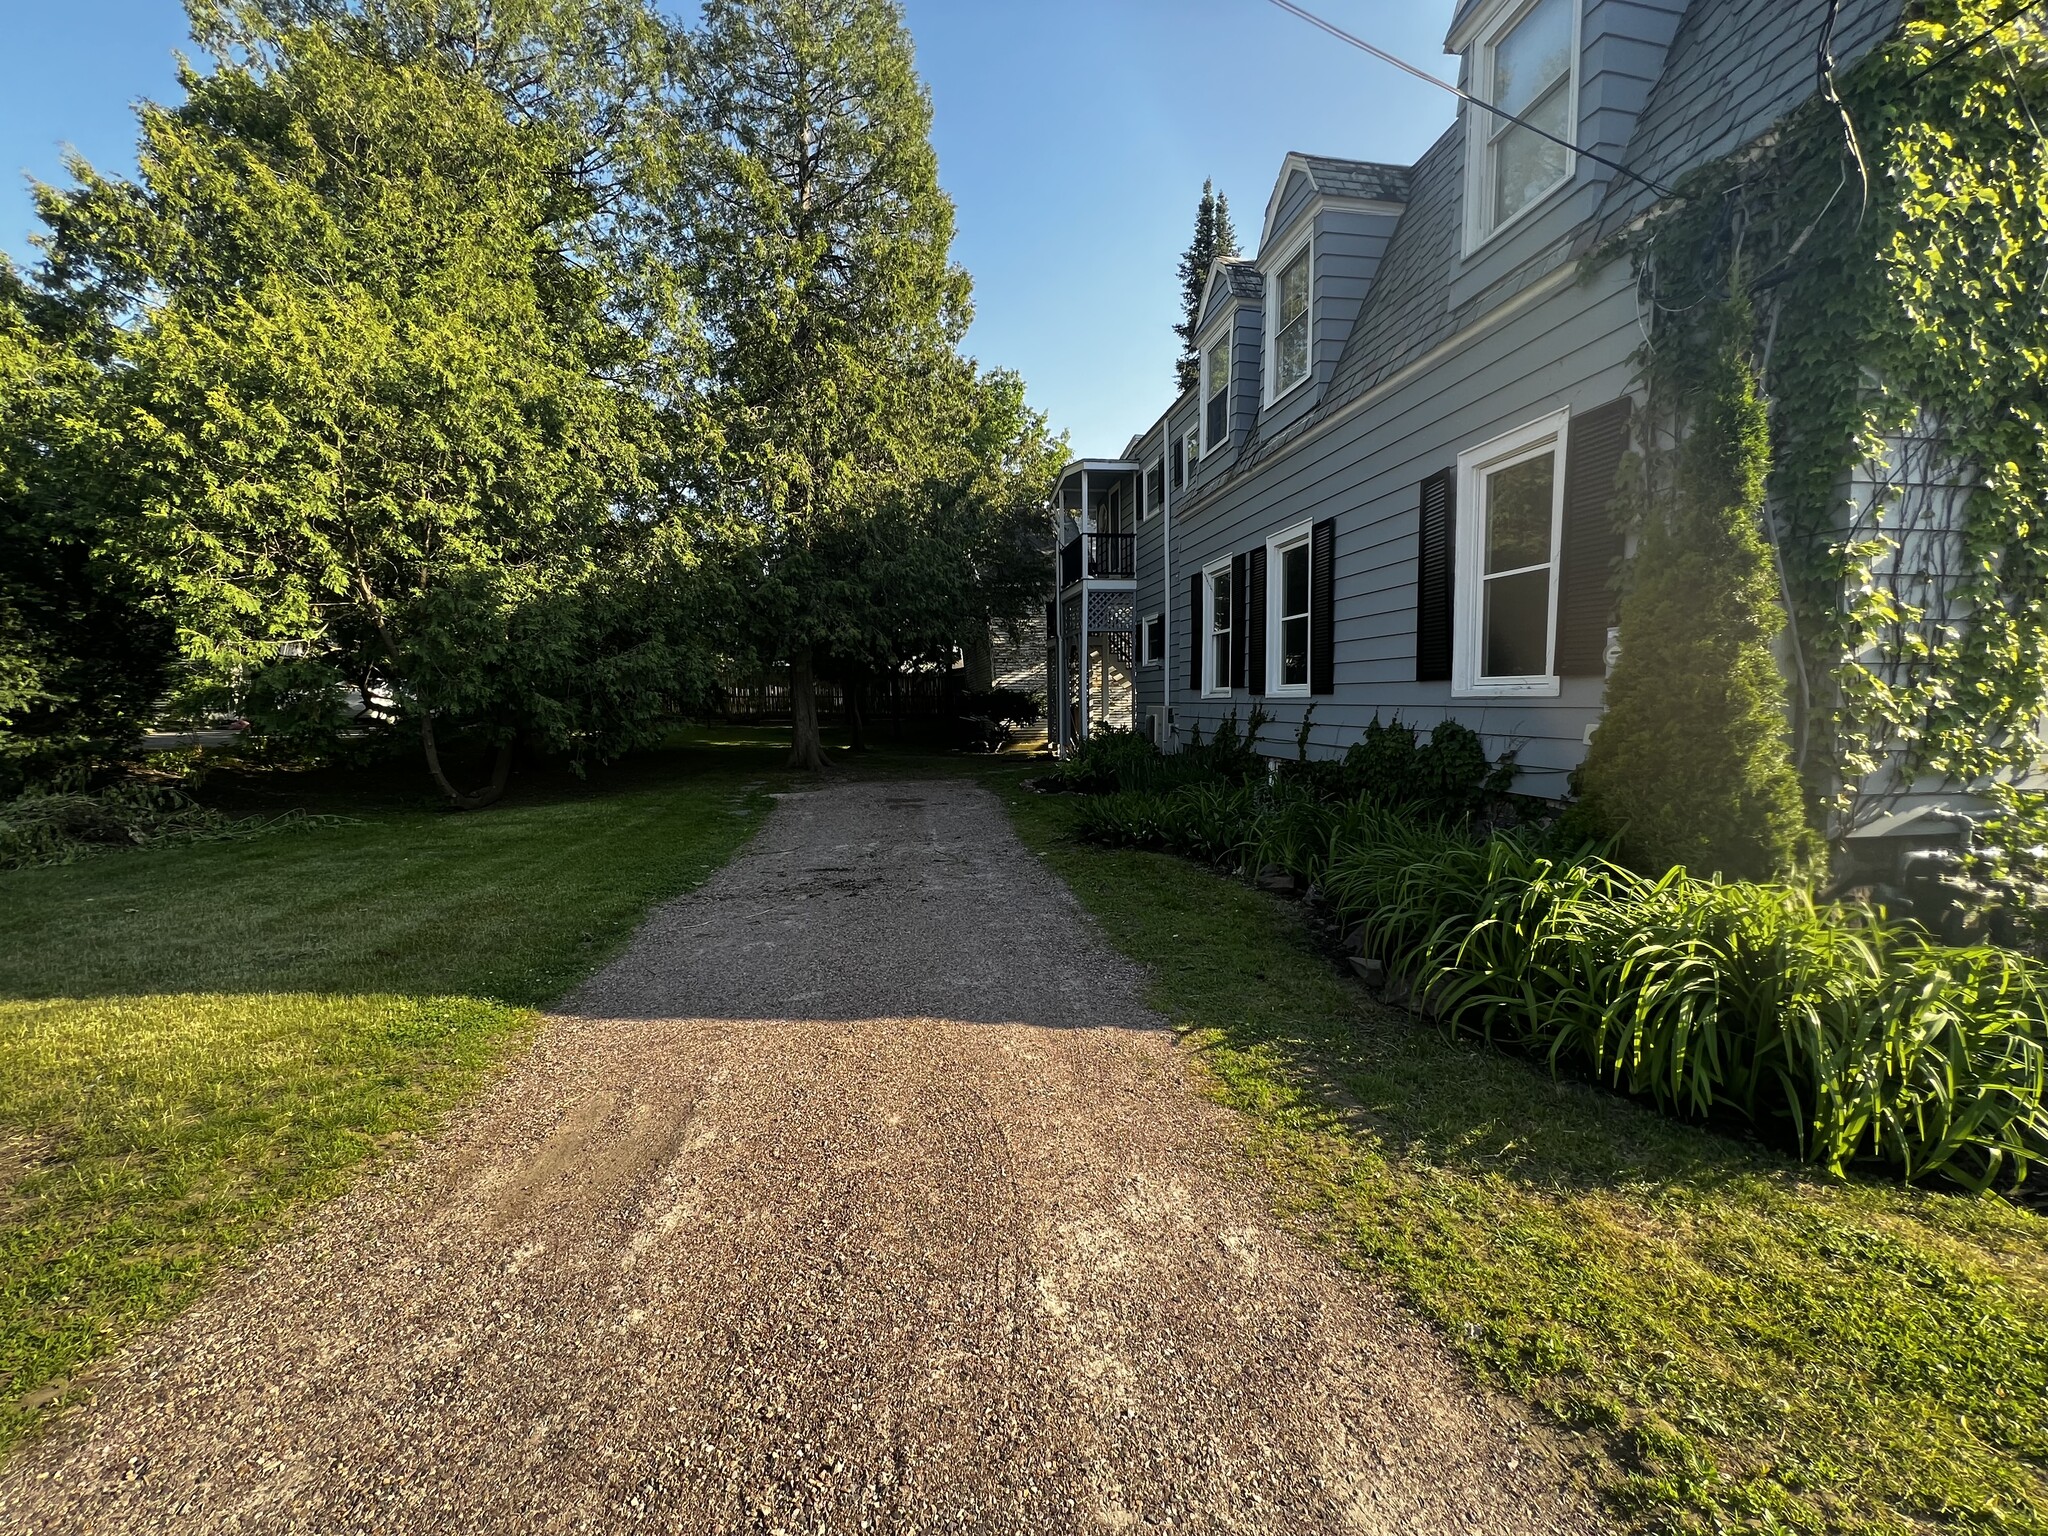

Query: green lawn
[996,774,2048,1536]
[0,737,778,1455]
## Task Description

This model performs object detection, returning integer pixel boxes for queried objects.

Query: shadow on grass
[991,769,2048,1536]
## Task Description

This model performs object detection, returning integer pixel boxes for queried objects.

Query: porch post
[1050,494,1065,757]
[1078,468,1091,745]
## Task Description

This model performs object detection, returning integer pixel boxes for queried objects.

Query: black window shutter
[1171,440,1183,490]
[1245,545,1269,697]
[1555,397,1634,678]
[1415,469,1456,683]
[1188,572,1204,691]
[1229,553,1248,690]
[1310,517,1336,695]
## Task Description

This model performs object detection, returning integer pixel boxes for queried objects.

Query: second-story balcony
[1060,531,1135,587]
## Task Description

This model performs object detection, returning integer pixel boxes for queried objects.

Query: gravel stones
[0,780,1599,1535]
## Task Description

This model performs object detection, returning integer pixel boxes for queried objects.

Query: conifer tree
[680,0,999,772]
[1174,179,1239,394]
[1575,310,1814,880]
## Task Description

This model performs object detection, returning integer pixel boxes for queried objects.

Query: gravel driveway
[1,778,1598,1534]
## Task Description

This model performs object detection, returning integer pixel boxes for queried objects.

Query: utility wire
[1260,0,1677,200]
[1814,0,1871,229]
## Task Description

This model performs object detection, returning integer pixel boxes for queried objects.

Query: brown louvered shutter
[1555,398,1634,677]
[1310,518,1336,695]
[1188,572,1204,691]
[1245,545,1269,696]
[1415,470,1456,682]
[1229,553,1248,689]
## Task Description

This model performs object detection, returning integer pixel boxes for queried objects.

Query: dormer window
[1466,0,1577,250]
[1203,336,1231,456]
[1268,241,1311,401]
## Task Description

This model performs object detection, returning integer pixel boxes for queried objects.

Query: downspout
[1161,421,1174,750]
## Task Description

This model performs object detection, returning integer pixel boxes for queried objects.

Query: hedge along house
[1047,0,1909,805]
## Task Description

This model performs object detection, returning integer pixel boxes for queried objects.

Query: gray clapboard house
[1049,0,1904,803]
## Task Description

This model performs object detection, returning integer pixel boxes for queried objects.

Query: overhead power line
[1260,0,1676,201]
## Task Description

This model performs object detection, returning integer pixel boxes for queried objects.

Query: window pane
[1282,615,1309,686]
[1483,568,1550,677]
[1207,341,1230,401]
[1279,250,1310,326]
[1485,453,1554,572]
[1212,572,1231,631]
[1207,391,1227,447]
[1276,313,1309,393]
[1492,79,1571,225]
[1493,0,1571,117]
[1282,543,1310,617]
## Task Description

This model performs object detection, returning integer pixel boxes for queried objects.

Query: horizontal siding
[1163,256,1641,795]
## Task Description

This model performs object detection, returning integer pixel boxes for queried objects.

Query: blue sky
[0,1,1460,451]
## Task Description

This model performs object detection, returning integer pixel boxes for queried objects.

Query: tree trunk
[788,647,827,771]
[419,711,514,810]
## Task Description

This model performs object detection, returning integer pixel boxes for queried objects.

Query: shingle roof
[1219,260,1264,301]
[1294,155,1415,205]
[1316,129,1463,409]
[1593,0,1904,237]
[1198,0,1910,492]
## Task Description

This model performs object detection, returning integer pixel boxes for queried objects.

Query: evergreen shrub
[1575,320,1816,882]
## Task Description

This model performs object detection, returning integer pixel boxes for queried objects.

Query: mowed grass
[0,738,778,1455]
[997,775,2048,1536]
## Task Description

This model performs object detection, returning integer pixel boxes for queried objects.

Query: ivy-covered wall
[1586,0,2048,898]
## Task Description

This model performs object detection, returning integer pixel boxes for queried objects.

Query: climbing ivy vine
[1607,0,2048,910]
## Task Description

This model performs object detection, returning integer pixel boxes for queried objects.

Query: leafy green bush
[1055,709,1272,796]
[1077,779,2048,1189]
[1272,714,1518,818]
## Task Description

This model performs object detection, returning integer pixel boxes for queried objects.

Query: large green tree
[1174,179,1239,395]
[680,0,1013,771]
[33,0,711,806]
[0,261,175,792]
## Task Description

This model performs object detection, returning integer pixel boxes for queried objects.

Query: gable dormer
[1254,154,1411,429]
[1192,260,1263,471]
[1446,0,1687,261]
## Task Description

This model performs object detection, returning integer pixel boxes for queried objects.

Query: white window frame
[1265,520,1314,697]
[1461,0,1581,256]
[1453,408,1569,699]
[1200,326,1233,458]
[1183,426,1201,481]
[1141,612,1164,667]
[1264,232,1314,406]
[1202,557,1234,699]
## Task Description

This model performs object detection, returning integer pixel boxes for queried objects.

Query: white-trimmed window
[1267,522,1313,695]
[1203,559,1234,697]
[1183,426,1201,480]
[1268,241,1312,402]
[1202,334,1231,456]
[1454,410,1567,697]
[1464,0,1577,251]
[1141,612,1165,666]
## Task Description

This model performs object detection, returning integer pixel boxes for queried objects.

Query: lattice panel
[1087,589,1135,635]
